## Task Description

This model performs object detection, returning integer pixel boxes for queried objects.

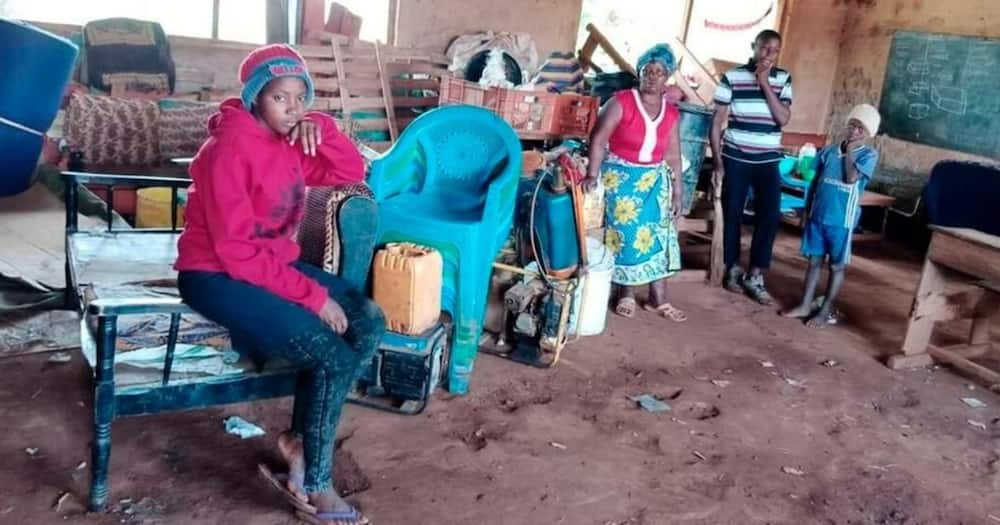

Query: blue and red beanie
[239,44,315,110]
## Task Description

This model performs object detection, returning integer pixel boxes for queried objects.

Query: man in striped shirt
[710,29,792,305]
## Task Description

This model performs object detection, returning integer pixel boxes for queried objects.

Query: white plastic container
[571,237,614,336]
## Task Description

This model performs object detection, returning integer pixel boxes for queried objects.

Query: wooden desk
[854,190,897,242]
[888,226,1000,390]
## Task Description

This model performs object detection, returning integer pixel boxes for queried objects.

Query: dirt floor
[1,231,999,525]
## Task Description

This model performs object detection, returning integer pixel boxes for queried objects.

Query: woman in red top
[584,43,687,322]
[175,44,381,525]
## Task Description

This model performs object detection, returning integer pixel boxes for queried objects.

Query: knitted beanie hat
[239,44,315,110]
[847,103,881,137]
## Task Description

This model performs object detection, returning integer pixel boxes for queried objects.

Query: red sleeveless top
[607,89,679,165]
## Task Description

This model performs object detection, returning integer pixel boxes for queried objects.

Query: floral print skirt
[601,155,681,286]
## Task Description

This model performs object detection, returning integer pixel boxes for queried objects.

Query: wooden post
[211,0,220,39]
[266,0,290,44]
[330,39,350,128]
[299,0,327,45]
[374,42,399,142]
[679,0,695,44]
[387,0,399,46]
[710,195,725,285]
[577,34,600,74]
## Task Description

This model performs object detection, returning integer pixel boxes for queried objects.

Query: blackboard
[879,31,1000,159]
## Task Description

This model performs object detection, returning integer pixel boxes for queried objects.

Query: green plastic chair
[367,105,521,395]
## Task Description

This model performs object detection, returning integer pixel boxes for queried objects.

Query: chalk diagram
[931,86,967,115]
[901,36,969,120]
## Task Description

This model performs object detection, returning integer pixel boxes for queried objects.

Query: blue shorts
[802,222,852,267]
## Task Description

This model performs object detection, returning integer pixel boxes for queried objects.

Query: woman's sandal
[295,508,370,525]
[259,463,317,514]
[644,302,688,323]
[615,297,638,318]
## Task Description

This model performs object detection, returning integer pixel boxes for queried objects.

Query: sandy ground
[1,232,998,525]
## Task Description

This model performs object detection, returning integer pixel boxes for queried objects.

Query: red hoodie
[175,98,365,313]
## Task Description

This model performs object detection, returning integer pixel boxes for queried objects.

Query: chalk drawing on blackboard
[881,30,1000,158]
[906,61,930,76]
[931,85,967,115]
[908,103,931,120]
[908,81,930,97]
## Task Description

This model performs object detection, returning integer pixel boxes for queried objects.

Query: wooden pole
[584,23,636,76]
[266,0,290,44]
[679,0,695,43]
[374,42,399,142]
[710,193,725,285]
[674,37,719,88]
[387,0,399,46]
[211,0,220,39]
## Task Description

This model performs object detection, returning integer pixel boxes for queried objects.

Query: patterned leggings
[178,262,385,492]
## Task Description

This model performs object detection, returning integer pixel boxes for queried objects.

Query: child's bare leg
[781,256,823,318]
[807,265,845,327]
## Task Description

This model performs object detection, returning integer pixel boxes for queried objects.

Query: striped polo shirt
[713,62,793,163]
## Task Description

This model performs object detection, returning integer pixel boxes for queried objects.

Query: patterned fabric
[82,18,175,93]
[713,62,793,163]
[531,52,584,94]
[297,183,374,275]
[601,155,681,286]
[63,93,160,167]
[84,20,157,46]
[81,283,231,353]
[103,72,170,96]
[158,100,217,160]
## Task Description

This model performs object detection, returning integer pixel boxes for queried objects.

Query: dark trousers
[178,262,385,493]
[721,156,782,270]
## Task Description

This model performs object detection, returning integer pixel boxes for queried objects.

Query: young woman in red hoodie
[175,44,382,525]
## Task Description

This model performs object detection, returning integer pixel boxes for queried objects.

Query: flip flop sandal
[644,302,688,322]
[615,297,637,318]
[259,463,316,514]
[295,508,370,525]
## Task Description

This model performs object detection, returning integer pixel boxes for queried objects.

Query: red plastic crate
[438,77,499,110]
[495,89,560,138]
[553,94,599,138]
[439,77,598,139]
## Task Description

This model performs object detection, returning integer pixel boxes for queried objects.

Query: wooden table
[854,190,897,242]
[888,226,1000,390]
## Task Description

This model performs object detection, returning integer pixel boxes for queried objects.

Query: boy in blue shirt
[781,104,881,327]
